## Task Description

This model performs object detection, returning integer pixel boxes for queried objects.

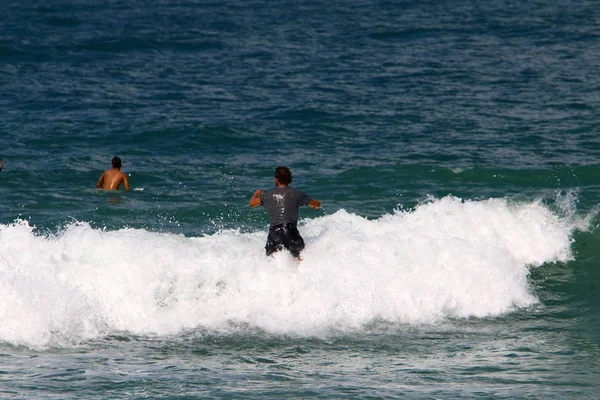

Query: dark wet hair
[275,165,292,185]
[112,156,122,168]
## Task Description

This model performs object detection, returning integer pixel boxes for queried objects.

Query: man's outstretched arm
[249,189,262,207]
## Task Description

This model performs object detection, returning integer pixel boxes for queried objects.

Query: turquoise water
[2,0,600,398]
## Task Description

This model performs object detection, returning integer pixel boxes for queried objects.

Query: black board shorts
[265,223,305,258]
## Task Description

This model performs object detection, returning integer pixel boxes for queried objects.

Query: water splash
[0,195,589,349]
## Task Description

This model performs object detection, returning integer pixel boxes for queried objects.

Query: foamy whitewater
[0,196,583,349]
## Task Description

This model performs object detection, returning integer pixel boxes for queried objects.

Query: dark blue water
[1,0,600,398]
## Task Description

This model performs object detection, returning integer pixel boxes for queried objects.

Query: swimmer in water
[96,156,130,190]
[249,166,320,260]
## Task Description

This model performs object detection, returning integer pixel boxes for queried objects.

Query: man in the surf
[249,166,321,260]
[96,156,130,190]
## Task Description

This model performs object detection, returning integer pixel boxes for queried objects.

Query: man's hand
[309,199,321,209]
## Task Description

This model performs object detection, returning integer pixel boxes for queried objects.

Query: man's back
[260,186,311,227]
[97,169,129,190]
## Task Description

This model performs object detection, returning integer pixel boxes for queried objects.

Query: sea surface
[1,0,600,398]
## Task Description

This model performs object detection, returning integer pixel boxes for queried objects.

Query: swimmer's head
[275,165,292,185]
[112,156,122,169]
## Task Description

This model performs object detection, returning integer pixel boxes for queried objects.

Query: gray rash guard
[259,186,312,228]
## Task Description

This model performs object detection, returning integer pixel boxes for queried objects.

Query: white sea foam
[0,196,587,348]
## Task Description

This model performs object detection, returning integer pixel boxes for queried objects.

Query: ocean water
[1,0,600,398]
